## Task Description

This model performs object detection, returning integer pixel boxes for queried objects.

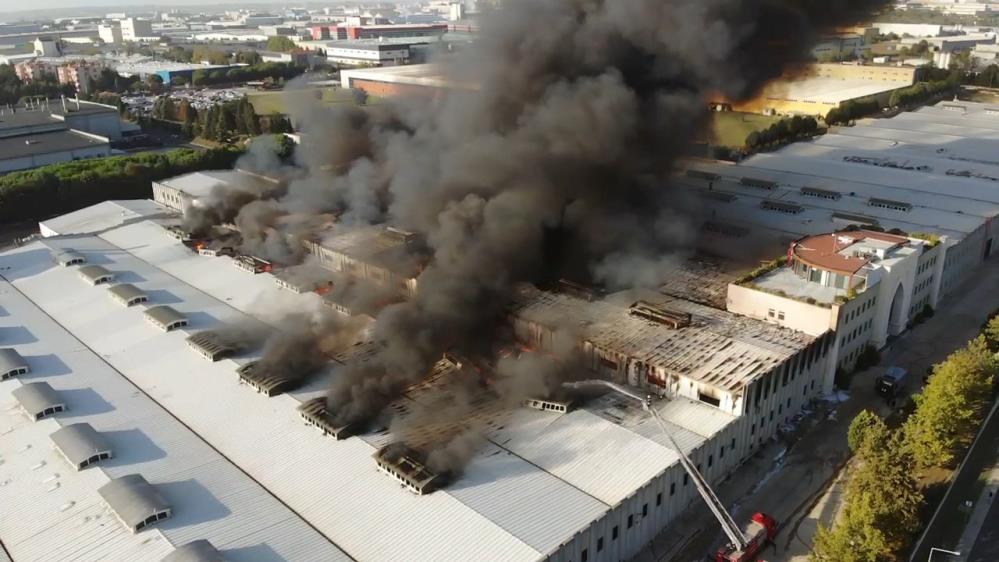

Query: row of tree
[812,328,998,561]
[191,62,306,87]
[744,115,819,149]
[162,45,264,66]
[825,75,961,125]
[0,148,241,223]
[152,95,293,141]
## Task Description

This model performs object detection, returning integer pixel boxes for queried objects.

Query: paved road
[968,486,999,561]
[633,256,999,562]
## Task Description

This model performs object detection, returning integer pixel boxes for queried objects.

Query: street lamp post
[928,547,961,562]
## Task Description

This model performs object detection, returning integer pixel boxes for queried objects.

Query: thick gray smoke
[188,0,890,470]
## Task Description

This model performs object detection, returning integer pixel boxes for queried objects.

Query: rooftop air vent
[236,361,302,397]
[868,197,912,212]
[78,264,114,285]
[523,397,574,414]
[186,331,241,362]
[832,212,880,227]
[53,249,85,267]
[0,348,29,381]
[697,190,736,203]
[760,200,804,214]
[50,423,112,471]
[234,255,272,274]
[144,306,188,332]
[702,220,749,238]
[12,381,65,421]
[740,177,777,190]
[629,301,692,329]
[107,283,148,307]
[299,397,358,440]
[98,474,171,533]
[800,186,841,200]
[374,444,451,495]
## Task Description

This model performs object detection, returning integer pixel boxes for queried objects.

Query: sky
[0,1,297,17]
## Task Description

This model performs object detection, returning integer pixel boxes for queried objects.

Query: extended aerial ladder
[564,380,776,562]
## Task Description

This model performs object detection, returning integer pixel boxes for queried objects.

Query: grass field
[710,111,780,148]
[247,87,362,115]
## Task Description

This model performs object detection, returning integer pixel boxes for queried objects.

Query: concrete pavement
[631,255,999,562]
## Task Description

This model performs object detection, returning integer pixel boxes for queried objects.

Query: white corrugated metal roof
[0,219,745,561]
[0,273,348,562]
[38,200,168,238]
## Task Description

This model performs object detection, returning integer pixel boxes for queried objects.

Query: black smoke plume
[189,0,889,470]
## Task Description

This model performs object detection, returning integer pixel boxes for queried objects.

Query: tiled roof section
[792,229,909,274]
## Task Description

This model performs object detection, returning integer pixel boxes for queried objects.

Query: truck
[715,512,778,562]
[876,367,908,397]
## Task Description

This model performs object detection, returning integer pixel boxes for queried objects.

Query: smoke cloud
[185,0,888,473]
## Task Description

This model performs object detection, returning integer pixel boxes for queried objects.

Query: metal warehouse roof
[50,422,112,466]
[681,100,999,244]
[162,540,224,562]
[12,381,64,416]
[98,474,171,529]
[0,266,348,561]
[39,199,167,238]
[0,347,28,375]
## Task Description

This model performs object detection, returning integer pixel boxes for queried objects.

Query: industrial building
[340,63,466,97]
[326,39,415,67]
[0,98,122,173]
[681,99,999,369]
[0,187,835,561]
[728,63,916,116]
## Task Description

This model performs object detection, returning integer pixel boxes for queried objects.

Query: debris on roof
[299,397,359,440]
[374,444,452,495]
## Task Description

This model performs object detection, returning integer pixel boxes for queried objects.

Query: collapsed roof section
[510,284,814,394]
[299,397,358,440]
[236,361,302,397]
[374,444,451,496]
[98,474,171,533]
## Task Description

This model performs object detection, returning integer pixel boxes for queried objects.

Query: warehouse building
[0,203,834,562]
[340,63,469,97]
[681,99,999,369]
[727,62,916,116]
[0,243,349,560]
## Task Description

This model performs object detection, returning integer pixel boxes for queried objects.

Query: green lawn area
[248,87,386,115]
[710,111,780,148]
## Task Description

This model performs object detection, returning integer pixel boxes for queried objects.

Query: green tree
[983,315,999,352]
[847,410,881,454]
[812,501,890,562]
[266,36,298,52]
[744,130,760,149]
[904,337,997,467]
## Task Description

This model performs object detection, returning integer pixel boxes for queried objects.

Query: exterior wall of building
[62,108,123,140]
[305,240,418,298]
[541,333,833,562]
[940,223,992,297]
[98,24,122,44]
[834,287,879,371]
[726,283,838,336]
[121,18,153,41]
[346,78,439,98]
[0,143,110,173]
[328,47,410,67]
[809,63,917,84]
[909,242,943,319]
